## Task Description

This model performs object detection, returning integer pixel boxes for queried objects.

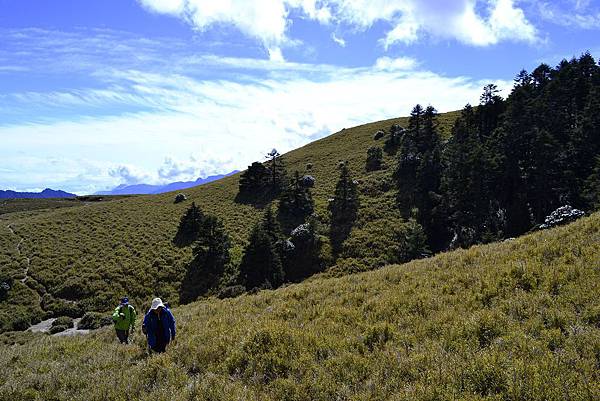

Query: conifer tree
[478,83,505,138]
[584,156,600,211]
[265,149,288,194]
[237,149,288,202]
[238,162,269,198]
[366,146,383,171]
[239,207,284,290]
[395,105,445,248]
[173,202,205,246]
[397,213,430,263]
[329,163,359,253]
[384,124,404,154]
[284,218,326,282]
[278,171,314,232]
[180,214,231,302]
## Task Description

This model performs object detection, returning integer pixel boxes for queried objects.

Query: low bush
[217,285,246,299]
[77,311,113,330]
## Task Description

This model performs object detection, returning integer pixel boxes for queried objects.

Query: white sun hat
[150,297,165,310]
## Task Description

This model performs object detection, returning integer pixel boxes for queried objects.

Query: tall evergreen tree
[284,218,327,282]
[395,105,445,249]
[173,202,205,246]
[239,208,285,290]
[180,215,231,303]
[478,83,505,139]
[584,156,600,211]
[265,148,288,194]
[329,163,359,253]
[366,146,383,171]
[384,124,404,154]
[278,171,314,232]
[397,213,431,263]
[238,162,269,199]
[237,149,288,202]
[441,105,489,246]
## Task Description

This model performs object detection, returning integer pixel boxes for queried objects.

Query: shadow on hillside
[178,260,218,305]
[172,230,194,248]
[233,191,278,209]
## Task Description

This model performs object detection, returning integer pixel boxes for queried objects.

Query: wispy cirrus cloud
[537,1,600,30]
[0,28,512,194]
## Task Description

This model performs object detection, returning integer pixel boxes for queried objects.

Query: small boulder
[174,193,187,203]
[539,205,585,229]
[0,281,9,300]
[373,130,385,140]
[301,175,316,188]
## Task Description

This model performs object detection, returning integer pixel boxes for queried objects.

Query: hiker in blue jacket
[141,297,176,353]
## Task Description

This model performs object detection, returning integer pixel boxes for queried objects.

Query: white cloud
[379,0,538,48]
[109,164,151,185]
[331,33,346,47]
[537,1,600,29]
[137,0,539,56]
[374,56,418,71]
[0,55,512,194]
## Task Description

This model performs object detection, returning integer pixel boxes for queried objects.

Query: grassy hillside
[0,212,598,400]
[0,112,459,332]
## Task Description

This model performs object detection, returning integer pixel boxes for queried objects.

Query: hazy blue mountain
[95,171,239,195]
[0,188,77,199]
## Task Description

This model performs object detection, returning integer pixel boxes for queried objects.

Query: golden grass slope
[0,112,458,330]
[0,212,598,400]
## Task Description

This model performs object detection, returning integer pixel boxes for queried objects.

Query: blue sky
[1,0,599,194]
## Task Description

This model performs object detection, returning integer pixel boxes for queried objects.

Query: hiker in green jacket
[112,297,136,344]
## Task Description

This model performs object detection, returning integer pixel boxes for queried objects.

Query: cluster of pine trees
[175,203,232,302]
[175,53,600,302]
[392,53,600,250]
[175,151,362,301]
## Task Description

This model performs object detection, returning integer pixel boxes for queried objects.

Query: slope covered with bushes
[1,53,599,335]
[0,103,460,333]
[0,212,598,400]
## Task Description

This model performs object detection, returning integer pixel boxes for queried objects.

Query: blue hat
[121,297,129,305]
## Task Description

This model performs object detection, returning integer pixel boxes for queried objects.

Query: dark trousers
[151,340,167,353]
[116,329,129,344]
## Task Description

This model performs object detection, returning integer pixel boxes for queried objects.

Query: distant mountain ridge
[95,171,239,195]
[0,188,76,199]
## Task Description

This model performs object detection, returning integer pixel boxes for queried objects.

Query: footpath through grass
[1,213,598,400]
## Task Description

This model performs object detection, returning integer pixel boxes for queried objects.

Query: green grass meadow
[0,211,598,400]
[0,113,458,331]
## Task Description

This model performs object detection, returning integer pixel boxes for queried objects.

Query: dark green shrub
[362,323,393,351]
[462,352,508,396]
[284,221,327,283]
[49,325,68,334]
[77,312,112,330]
[472,310,505,348]
[217,285,246,299]
[365,146,383,171]
[41,294,83,318]
[383,124,404,154]
[53,316,74,329]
